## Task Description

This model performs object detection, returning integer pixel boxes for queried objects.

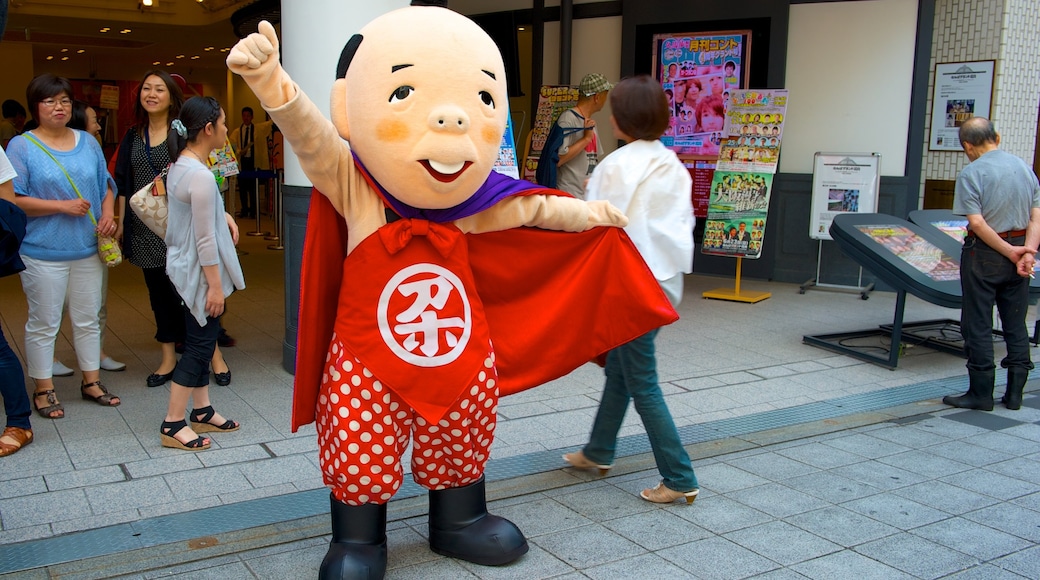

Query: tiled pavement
[2,216,1040,578]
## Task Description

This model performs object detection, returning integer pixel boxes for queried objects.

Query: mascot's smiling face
[337,6,508,209]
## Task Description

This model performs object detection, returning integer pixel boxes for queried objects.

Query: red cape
[292,189,678,431]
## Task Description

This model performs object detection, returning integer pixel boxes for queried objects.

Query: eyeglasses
[40,98,72,109]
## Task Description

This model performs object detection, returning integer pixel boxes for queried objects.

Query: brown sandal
[33,390,64,419]
[81,381,120,407]
[0,427,33,457]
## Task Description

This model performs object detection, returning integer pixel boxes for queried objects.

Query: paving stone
[673,494,774,535]
[45,464,126,491]
[197,444,272,467]
[242,542,325,580]
[784,471,881,504]
[820,433,911,459]
[457,544,572,580]
[602,509,713,551]
[725,520,841,565]
[65,433,150,470]
[984,457,1040,486]
[875,449,973,479]
[941,563,1029,580]
[727,451,820,481]
[137,494,223,519]
[912,517,1032,560]
[786,506,899,547]
[842,493,949,530]
[51,508,140,535]
[774,442,865,469]
[262,435,318,457]
[940,468,1039,501]
[536,523,645,569]
[0,488,90,529]
[830,460,928,490]
[163,465,253,502]
[123,453,204,479]
[963,503,1040,542]
[727,483,830,519]
[993,544,1040,579]
[493,497,591,538]
[891,480,999,515]
[86,477,173,515]
[790,550,915,579]
[583,552,691,580]
[0,476,47,500]
[658,535,778,579]
[696,462,771,493]
[854,533,979,578]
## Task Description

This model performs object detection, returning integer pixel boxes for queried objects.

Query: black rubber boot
[1003,367,1029,410]
[318,495,387,580]
[943,369,995,411]
[428,476,529,566]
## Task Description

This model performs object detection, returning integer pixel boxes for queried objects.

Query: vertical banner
[808,153,881,241]
[523,85,579,182]
[717,89,788,174]
[652,31,750,159]
[493,112,521,179]
[701,171,773,259]
[929,61,994,151]
[689,160,716,219]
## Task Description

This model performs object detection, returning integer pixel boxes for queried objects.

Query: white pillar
[277,0,410,373]
[279,0,410,188]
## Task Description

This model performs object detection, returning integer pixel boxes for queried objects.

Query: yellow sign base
[702,288,772,303]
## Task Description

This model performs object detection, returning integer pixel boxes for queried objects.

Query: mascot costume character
[228,2,678,578]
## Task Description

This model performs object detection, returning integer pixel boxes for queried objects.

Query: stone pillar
[920,0,1040,196]
[278,0,410,373]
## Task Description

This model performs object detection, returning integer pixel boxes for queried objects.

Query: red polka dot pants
[316,334,499,506]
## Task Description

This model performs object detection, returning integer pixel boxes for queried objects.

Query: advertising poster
[493,112,520,179]
[856,225,959,282]
[808,153,880,241]
[689,160,715,219]
[523,85,579,182]
[929,61,994,151]
[701,171,773,259]
[717,89,788,173]
[930,219,968,242]
[653,31,749,158]
[209,139,240,178]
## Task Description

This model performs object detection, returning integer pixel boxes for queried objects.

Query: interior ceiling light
[204,46,214,51]
[191,55,200,60]
[99,27,110,33]
[120,29,132,34]
[176,54,185,58]
[46,56,54,60]
[142,0,154,6]
[77,49,85,53]
[166,61,174,66]
[61,56,69,61]
[152,61,160,65]
[60,48,68,52]
[220,47,230,52]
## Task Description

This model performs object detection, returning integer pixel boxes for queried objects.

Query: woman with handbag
[114,70,231,388]
[160,97,244,450]
[5,74,121,418]
[0,146,33,456]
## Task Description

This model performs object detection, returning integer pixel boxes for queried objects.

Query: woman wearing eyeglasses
[5,74,122,419]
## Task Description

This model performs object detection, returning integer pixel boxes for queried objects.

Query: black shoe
[319,496,387,580]
[174,342,185,354]
[214,369,231,386]
[146,371,174,388]
[1003,367,1029,410]
[428,476,528,566]
[217,332,236,348]
[943,369,995,411]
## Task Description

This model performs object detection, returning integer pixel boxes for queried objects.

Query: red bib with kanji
[333,218,491,424]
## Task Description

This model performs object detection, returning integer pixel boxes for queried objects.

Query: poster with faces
[716,89,788,174]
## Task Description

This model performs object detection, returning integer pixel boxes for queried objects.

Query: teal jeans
[583,329,698,492]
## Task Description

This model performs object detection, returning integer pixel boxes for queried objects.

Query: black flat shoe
[147,371,174,388]
[214,369,231,386]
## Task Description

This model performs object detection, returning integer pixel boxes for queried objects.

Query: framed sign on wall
[928,60,995,152]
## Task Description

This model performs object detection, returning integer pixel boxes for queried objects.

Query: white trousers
[20,254,104,379]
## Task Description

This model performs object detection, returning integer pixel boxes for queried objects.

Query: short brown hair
[609,76,670,141]
[26,74,73,122]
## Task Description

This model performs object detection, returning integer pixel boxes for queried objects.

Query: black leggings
[142,267,186,344]
[172,303,221,388]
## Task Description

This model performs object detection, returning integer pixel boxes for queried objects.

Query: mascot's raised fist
[226,21,289,107]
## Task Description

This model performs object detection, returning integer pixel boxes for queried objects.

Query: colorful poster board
[808,152,881,241]
[652,31,750,159]
[929,60,994,151]
[493,112,520,179]
[701,171,773,259]
[523,85,580,182]
[716,89,788,174]
[855,225,959,282]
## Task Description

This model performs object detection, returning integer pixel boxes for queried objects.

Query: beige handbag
[129,167,169,237]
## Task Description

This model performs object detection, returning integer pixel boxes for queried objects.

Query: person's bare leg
[165,384,210,446]
[155,342,177,375]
